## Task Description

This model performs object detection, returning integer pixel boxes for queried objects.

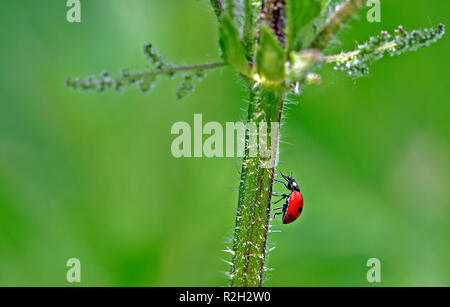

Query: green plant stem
[228,0,287,288]
[311,0,365,50]
[230,86,285,287]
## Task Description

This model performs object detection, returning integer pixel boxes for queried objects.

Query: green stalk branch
[322,24,445,77]
[115,62,226,83]
[66,57,226,99]
[323,44,395,63]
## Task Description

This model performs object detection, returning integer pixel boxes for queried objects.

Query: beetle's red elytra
[272,173,304,224]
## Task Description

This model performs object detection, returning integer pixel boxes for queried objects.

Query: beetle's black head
[281,172,301,192]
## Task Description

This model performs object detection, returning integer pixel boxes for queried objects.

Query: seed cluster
[144,43,169,71]
[66,43,208,99]
[333,24,445,78]
[177,70,206,99]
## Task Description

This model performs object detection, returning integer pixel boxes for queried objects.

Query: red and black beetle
[272,173,304,224]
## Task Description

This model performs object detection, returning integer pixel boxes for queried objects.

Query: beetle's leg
[273,203,288,221]
[271,192,288,197]
[274,179,289,190]
[272,211,283,220]
[271,194,289,205]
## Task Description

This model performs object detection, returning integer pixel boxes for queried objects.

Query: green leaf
[256,25,286,83]
[286,0,327,52]
[243,0,258,60]
[219,15,251,76]
[209,0,222,18]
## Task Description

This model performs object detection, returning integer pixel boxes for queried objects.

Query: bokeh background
[0,0,448,286]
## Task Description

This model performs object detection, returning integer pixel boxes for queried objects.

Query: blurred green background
[0,0,449,286]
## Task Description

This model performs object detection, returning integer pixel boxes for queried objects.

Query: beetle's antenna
[280,172,290,182]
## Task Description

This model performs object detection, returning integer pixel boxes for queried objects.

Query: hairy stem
[228,0,287,288]
[230,86,285,287]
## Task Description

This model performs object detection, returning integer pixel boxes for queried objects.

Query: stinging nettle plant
[67,0,445,286]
